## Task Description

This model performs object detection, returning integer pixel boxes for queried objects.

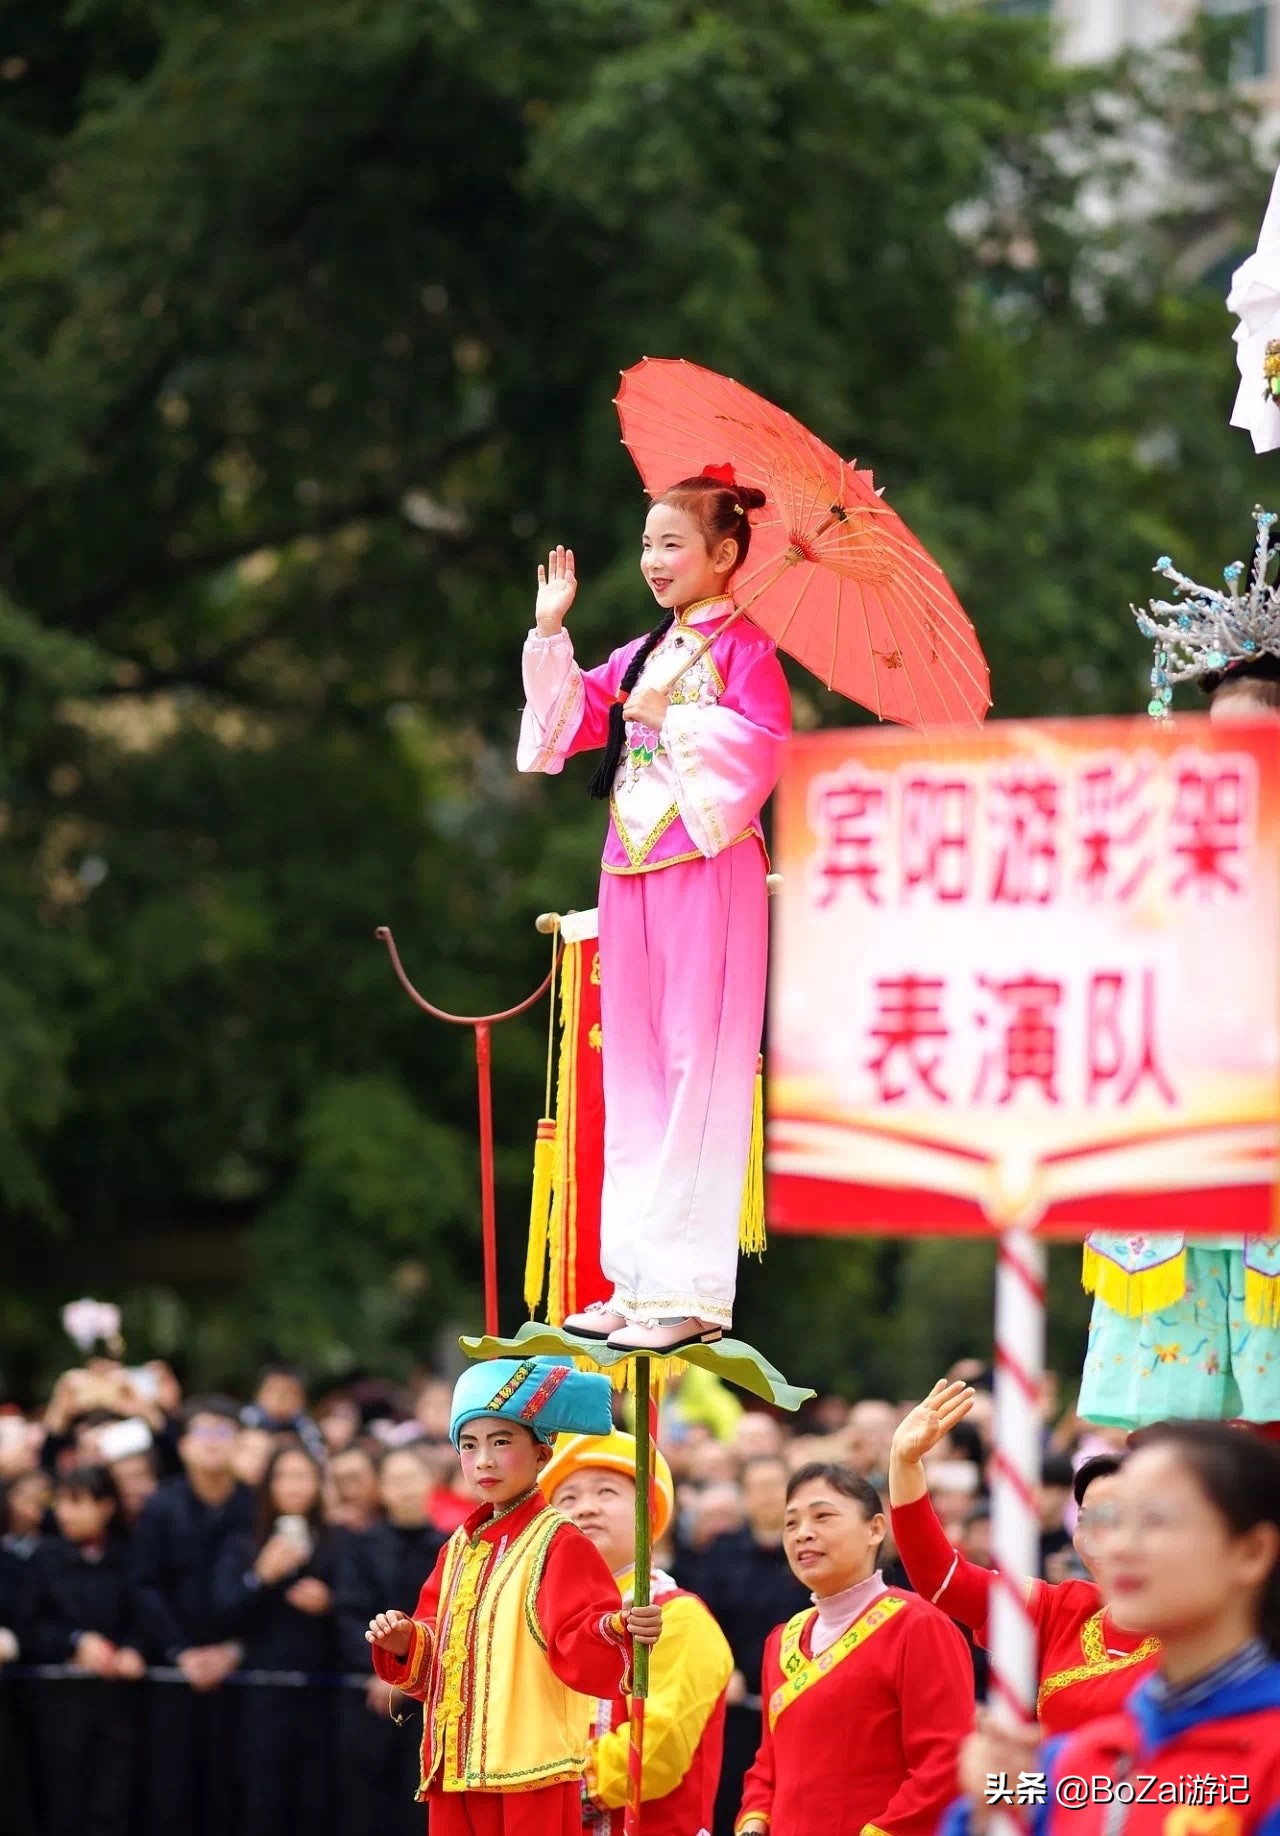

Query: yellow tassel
[606,1358,679,1395]
[1246,1267,1280,1329]
[524,1118,556,1316]
[1081,1244,1186,1318]
[546,940,579,1328]
[738,1058,766,1258]
[570,1351,682,1396]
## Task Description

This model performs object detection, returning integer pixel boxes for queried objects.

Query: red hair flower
[701,462,737,487]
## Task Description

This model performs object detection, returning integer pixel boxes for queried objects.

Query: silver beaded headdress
[1135,505,1280,717]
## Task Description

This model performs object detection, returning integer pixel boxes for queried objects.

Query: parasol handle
[654,568,781,697]
[653,497,861,700]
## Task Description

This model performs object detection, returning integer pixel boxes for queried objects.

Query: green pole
[632,1353,652,1700]
[624,1354,652,1836]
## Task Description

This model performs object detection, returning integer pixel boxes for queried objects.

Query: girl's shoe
[562,1303,629,1341]
[606,1317,724,1354]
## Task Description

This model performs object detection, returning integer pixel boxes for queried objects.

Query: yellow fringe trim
[546,941,580,1328]
[1246,1267,1280,1328]
[1081,1244,1186,1318]
[739,1058,766,1259]
[524,1119,556,1316]
[570,1351,684,1396]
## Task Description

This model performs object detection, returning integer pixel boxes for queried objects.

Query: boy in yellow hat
[365,1360,662,1836]
[541,1429,733,1835]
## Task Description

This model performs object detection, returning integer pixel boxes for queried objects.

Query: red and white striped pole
[988,1228,1047,1817]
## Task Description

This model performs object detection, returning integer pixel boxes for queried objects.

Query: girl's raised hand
[535,545,577,634]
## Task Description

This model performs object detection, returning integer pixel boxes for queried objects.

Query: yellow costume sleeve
[589,1594,733,1809]
[671,1366,744,1442]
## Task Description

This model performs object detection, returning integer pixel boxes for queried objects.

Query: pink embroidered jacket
[518,601,791,874]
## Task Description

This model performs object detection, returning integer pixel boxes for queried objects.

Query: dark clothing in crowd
[134,1477,253,1836]
[1,1527,44,1836]
[18,1530,146,1836]
[134,1476,253,1661]
[694,1528,809,1698]
[214,1527,343,1674]
[0,1536,23,1627]
[214,1526,345,1836]
[695,1528,811,1836]
[334,1521,447,1836]
[1040,1525,1074,1572]
[19,1528,146,1661]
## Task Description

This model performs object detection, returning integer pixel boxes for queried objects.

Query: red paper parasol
[614,357,991,726]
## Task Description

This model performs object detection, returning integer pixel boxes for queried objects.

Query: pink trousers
[597,838,768,1328]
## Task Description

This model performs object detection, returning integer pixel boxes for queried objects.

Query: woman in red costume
[947,1421,1280,1836]
[888,1379,1158,1734]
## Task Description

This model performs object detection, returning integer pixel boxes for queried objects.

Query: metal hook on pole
[374,923,561,1337]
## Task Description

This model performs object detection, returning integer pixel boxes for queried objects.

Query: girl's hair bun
[734,483,767,513]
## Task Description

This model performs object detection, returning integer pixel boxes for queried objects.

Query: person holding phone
[214,1441,341,1836]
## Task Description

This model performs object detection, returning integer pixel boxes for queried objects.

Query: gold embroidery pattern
[475,1512,553,1784]
[671,608,730,697]
[665,647,725,705]
[665,703,727,854]
[427,1507,570,1792]
[675,594,732,625]
[608,794,682,868]
[1035,1610,1159,1717]
[614,1286,733,1325]
[403,1622,434,1695]
[600,827,763,876]
[769,1596,906,1729]
[434,1536,489,1788]
[597,1606,633,1696]
[521,1511,567,1653]
[484,1360,536,1413]
[532,667,583,770]
[419,1524,472,1791]
[607,622,726,854]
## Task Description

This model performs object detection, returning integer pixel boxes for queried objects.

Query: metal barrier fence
[9,1662,374,1688]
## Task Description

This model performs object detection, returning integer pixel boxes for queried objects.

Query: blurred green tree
[0,0,1271,1396]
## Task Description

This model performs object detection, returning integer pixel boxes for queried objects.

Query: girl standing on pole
[518,471,791,1355]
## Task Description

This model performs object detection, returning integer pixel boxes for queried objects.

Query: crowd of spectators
[0,1349,1122,1836]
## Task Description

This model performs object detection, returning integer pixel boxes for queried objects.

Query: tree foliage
[0,0,1273,1395]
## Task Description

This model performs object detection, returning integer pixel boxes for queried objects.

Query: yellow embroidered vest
[422,1503,594,1795]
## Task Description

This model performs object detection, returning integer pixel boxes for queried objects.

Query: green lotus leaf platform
[458,1318,814,1413]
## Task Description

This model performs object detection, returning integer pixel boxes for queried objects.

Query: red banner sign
[766,717,1280,1237]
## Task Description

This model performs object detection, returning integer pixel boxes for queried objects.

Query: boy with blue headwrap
[365,1358,662,1835]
